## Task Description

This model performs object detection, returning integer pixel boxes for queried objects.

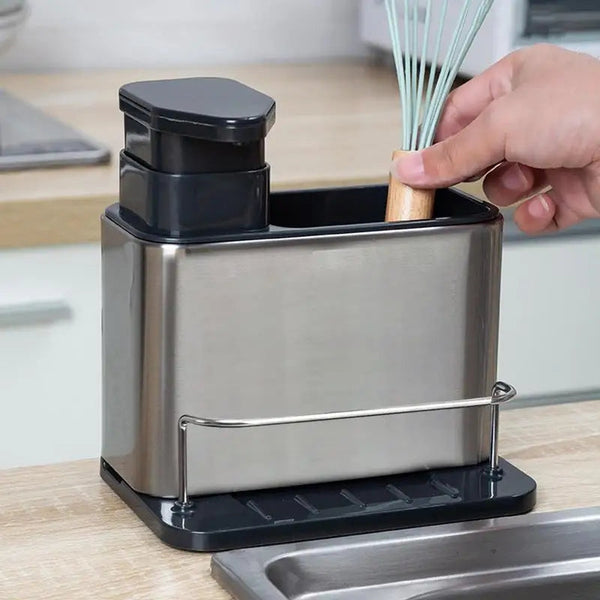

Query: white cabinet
[0,243,101,468]
[498,235,600,400]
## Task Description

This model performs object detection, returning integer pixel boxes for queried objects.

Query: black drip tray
[101,458,536,552]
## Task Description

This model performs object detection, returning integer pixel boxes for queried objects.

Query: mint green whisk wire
[420,0,448,149]
[385,0,409,149]
[385,0,495,152]
[403,0,413,149]
[411,0,431,151]
[421,0,494,147]
[420,0,471,148]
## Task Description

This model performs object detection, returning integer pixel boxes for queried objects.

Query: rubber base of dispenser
[100,458,536,552]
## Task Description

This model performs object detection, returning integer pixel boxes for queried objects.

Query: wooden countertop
[2,400,599,599]
[0,61,484,249]
[0,62,397,248]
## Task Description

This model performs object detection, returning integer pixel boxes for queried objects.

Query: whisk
[384,0,495,222]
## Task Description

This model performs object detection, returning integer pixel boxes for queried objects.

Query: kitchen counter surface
[0,61,407,249]
[2,400,600,599]
[2,62,599,249]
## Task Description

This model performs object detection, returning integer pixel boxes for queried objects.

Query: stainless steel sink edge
[407,558,600,600]
[211,507,600,600]
[211,551,286,600]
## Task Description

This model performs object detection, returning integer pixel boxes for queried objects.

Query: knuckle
[482,102,510,150]
[434,140,463,179]
[438,101,463,139]
[504,48,528,70]
[488,71,513,100]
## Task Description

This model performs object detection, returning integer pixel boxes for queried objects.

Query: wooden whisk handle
[385,150,435,222]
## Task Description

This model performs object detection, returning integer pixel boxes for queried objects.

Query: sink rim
[211,506,600,600]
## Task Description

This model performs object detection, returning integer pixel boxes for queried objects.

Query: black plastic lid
[119,77,276,143]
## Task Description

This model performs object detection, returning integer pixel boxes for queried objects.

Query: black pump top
[117,76,274,238]
[119,77,276,143]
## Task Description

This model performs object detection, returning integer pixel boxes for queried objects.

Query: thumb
[391,107,508,188]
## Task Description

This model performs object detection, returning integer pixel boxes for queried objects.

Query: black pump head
[120,77,276,144]
[118,77,275,238]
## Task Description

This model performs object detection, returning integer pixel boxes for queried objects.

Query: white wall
[0,0,366,71]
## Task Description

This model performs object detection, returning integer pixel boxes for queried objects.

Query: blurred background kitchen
[2,0,600,469]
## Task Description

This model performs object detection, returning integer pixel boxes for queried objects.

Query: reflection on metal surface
[101,203,503,498]
[212,507,600,600]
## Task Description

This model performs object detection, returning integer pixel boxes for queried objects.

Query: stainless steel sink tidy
[101,76,537,550]
[212,507,600,599]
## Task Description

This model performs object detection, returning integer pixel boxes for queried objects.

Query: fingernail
[528,195,551,219]
[392,152,425,184]
[500,164,528,192]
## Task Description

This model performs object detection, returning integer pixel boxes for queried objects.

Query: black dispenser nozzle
[118,77,276,239]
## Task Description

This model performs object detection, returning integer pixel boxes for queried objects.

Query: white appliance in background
[360,0,600,77]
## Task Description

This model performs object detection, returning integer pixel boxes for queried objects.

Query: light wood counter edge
[0,194,113,248]
[0,176,397,250]
[0,177,484,250]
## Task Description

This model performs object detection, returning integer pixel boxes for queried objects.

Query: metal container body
[102,210,502,498]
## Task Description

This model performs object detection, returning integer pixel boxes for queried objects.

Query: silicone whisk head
[384,0,495,151]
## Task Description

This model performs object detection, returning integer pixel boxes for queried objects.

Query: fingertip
[514,194,556,234]
[483,163,536,207]
[504,163,534,192]
[528,194,553,219]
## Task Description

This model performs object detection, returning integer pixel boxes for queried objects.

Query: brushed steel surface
[211,507,600,599]
[102,215,502,497]
[174,382,516,509]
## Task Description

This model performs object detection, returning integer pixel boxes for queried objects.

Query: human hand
[391,44,600,233]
